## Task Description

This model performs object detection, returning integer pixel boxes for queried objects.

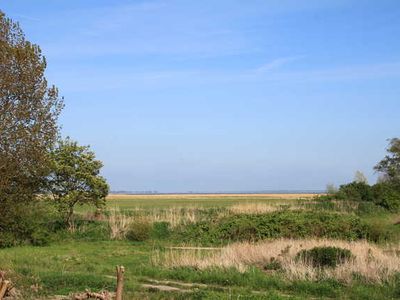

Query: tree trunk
[66,205,75,231]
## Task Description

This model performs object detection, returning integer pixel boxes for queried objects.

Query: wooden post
[115,266,125,300]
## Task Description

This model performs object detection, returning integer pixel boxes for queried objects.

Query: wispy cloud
[255,56,305,73]
[50,61,400,93]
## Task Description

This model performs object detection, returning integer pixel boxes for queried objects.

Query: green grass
[104,195,296,209]
[2,240,399,299]
[1,195,400,299]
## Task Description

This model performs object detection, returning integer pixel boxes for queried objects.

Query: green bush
[0,201,56,248]
[356,202,385,215]
[0,231,16,248]
[363,219,395,243]
[152,221,171,239]
[176,211,369,244]
[296,246,353,268]
[372,182,400,212]
[338,182,373,202]
[126,220,151,241]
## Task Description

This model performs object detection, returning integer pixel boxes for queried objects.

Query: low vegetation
[153,239,400,283]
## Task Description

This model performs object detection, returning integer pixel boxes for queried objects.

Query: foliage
[0,11,63,240]
[126,220,152,241]
[48,138,109,226]
[372,182,400,212]
[295,247,353,268]
[337,181,373,202]
[0,201,56,248]
[152,221,171,239]
[176,211,369,244]
[323,180,400,213]
[375,138,400,184]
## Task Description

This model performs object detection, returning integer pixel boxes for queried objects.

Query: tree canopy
[0,11,63,222]
[48,138,109,226]
[374,138,400,183]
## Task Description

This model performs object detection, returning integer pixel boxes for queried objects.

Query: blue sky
[2,0,400,192]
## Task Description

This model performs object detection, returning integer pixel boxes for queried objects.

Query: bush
[152,221,171,239]
[0,232,16,248]
[0,201,56,248]
[337,182,373,202]
[296,246,353,268]
[372,182,400,212]
[126,220,151,241]
[176,211,369,244]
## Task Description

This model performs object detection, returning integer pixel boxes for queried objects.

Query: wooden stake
[115,266,125,300]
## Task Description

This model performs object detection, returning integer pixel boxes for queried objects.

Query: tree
[0,12,63,227]
[374,138,400,184]
[48,138,109,226]
[354,170,368,184]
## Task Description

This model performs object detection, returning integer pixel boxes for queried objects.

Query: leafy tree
[374,138,400,183]
[338,181,373,202]
[0,12,63,231]
[48,138,109,226]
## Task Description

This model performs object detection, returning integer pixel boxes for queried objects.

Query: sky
[2,0,400,192]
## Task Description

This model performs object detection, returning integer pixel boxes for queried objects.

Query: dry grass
[108,209,133,239]
[153,239,400,283]
[229,203,304,214]
[146,207,198,227]
[106,207,200,235]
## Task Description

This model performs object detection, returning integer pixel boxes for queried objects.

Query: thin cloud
[50,61,400,93]
[255,56,305,73]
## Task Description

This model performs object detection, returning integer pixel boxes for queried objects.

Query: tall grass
[106,207,202,239]
[108,209,132,239]
[153,239,400,283]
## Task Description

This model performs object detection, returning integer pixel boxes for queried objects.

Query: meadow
[1,193,400,299]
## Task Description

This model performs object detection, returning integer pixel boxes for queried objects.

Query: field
[104,193,318,208]
[1,193,400,299]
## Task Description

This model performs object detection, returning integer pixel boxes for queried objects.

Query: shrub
[296,246,353,268]
[337,182,373,202]
[152,221,171,239]
[176,211,369,244]
[126,220,151,241]
[0,232,16,248]
[372,182,400,212]
[0,201,56,248]
[30,229,51,246]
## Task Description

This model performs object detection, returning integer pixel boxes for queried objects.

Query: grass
[154,239,400,283]
[2,241,399,299]
[1,194,399,299]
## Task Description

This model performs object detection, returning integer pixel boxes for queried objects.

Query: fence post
[115,265,125,300]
